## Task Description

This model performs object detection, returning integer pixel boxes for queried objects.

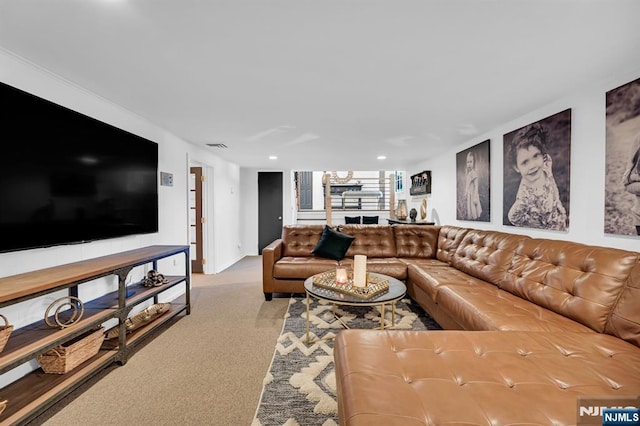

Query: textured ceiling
[1,0,640,170]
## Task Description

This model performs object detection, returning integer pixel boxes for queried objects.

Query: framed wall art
[456,139,490,222]
[503,109,571,231]
[409,171,431,196]
[605,76,640,237]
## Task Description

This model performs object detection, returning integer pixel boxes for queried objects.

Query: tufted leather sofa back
[339,224,397,258]
[607,260,640,347]
[501,238,640,344]
[436,226,469,264]
[452,229,531,285]
[392,225,440,258]
[281,224,325,257]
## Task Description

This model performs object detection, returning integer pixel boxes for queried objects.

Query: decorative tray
[312,270,389,299]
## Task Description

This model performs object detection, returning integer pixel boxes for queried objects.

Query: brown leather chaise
[334,226,640,425]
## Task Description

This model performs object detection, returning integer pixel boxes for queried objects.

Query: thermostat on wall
[160,172,173,187]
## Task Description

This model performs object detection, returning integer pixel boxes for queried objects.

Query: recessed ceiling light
[377,155,387,160]
[269,155,278,160]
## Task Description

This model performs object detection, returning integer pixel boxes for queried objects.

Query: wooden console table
[0,245,190,425]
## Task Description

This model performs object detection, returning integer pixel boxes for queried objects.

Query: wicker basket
[0,314,13,354]
[105,303,171,340]
[37,327,105,374]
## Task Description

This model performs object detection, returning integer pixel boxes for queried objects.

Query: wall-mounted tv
[0,81,159,253]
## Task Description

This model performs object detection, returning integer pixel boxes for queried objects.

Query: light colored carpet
[252,295,442,425]
[34,256,289,426]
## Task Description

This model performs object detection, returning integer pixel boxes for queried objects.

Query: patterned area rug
[251,295,442,426]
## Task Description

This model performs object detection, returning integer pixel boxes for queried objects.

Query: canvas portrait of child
[503,109,571,231]
[456,139,490,222]
[605,77,640,236]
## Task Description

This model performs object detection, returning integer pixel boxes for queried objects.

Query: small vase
[409,208,417,222]
[396,200,408,220]
[420,198,427,220]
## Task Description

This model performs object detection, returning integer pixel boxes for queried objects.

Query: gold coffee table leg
[331,303,351,329]
[380,302,396,329]
[391,302,396,327]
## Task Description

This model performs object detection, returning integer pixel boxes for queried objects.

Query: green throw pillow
[312,226,355,260]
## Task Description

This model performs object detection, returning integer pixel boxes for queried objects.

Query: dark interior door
[258,172,283,254]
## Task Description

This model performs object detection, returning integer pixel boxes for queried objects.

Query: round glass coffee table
[303,271,407,344]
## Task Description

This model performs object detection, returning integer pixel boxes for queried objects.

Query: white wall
[238,66,640,256]
[0,50,244,385]
[188,150,243,273]
[409,66,640,252]
[0,51,188,273]
[312,171,326,209]
[240,167,295,255]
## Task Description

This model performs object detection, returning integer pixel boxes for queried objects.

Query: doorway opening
[189,166,205,273]
[293,170,403,225]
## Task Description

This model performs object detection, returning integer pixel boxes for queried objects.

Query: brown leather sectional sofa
[262,224,640,425]
[261,224,441,300]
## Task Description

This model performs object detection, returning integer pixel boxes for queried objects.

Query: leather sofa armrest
[262,239,283,300]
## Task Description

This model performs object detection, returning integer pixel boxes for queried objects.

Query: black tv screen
[0,81,159,253]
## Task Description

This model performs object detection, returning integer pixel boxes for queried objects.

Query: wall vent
[206,143,228,148]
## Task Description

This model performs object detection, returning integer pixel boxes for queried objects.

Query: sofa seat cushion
[273,257,338,279]
[407,264,486,302]
[340,257,407,280]
[437,284,595,332]
[334,329,640,426]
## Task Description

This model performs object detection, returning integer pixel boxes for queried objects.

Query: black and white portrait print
[456,139,490,222]
[605,77,640,236]
[503,109,571,231]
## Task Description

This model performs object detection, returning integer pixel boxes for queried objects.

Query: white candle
[336,267,348,284]
[353,255,367,288]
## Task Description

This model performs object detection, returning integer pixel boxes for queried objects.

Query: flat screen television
[0,81,159,253]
